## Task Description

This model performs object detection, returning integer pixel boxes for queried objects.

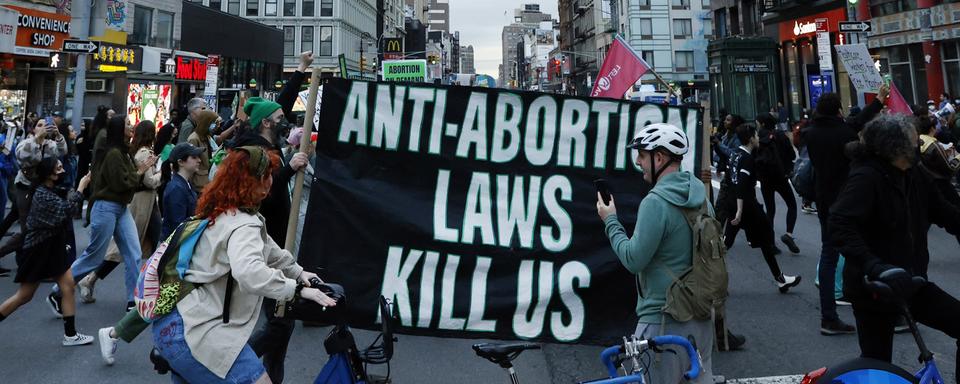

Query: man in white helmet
[596,123,714,384]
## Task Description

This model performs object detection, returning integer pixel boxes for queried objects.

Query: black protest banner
[301,78,703,344]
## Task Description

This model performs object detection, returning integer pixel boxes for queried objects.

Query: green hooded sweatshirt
[603,171,711,323]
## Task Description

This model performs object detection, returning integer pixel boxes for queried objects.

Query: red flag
[886,82,912,115]
[591,36,651,99]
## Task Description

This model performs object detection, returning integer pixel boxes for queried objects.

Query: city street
[1,182,957,383]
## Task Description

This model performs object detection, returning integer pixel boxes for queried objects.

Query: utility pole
[70,0,90,131]
[376,0,384,80]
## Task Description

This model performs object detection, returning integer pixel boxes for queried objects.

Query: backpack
[134,218,211,322]
[652,199,729,323]
[791,147,816,200]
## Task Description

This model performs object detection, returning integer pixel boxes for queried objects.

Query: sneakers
[78,273,97,303]
[835,296,853,306]
[99,327,119,365]
[125,301,135,313]
[717,330,746,351]
[63,332,94,346]
[47,292,63,318]
[781,234,800,254]
[801,204,817,214]
[820,319,856,335]
[777,275,802,293]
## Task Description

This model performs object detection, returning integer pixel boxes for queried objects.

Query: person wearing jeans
[47,115,151,315]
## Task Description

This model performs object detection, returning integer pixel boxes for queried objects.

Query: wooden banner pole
[284,67,322,251]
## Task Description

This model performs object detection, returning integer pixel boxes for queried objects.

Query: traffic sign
[839,21,872,32]
[62,39,100,54]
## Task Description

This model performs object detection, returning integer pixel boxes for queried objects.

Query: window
[675,51,694,72]
[672,0,690,9]
[321,0,333,16]
[637,18,652,38]
[642,50,655,67]
[210,0,222,10]
[301,26,314,54]
[156,11,174,48]
[730,6,741,35]
[870,0,918,17]
[715,8,727,37]
[673,19,692,39]
[944,42,960,97]
[702,0,710,7]
[246,0,258,16]
[228,0,240,15]
[265,0,277,16]
[132,6,152,45]
[283,26,295,57]
[303,0,315,16]
[637,0,650,7]
[319,26,333,56]
[284,0,296,16]
[703,18,714,38]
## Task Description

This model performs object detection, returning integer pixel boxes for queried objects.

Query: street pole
[848,2,866,108]
[70,0,90,131]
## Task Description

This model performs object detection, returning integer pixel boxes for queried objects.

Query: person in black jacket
[236,51,313,384]
[805,85,888,335]
[830,115,960,381]
[755,112,800,253]
[724,123,801,293]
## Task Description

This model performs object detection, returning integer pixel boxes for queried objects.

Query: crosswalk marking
[727,375,804,384]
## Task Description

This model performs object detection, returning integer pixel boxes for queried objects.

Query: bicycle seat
[150,348,171,375]
[473,342,540,368]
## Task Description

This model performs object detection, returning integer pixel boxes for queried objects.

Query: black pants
[760,177,798,234]
[249,298,296,384]
[723,202,784,281]
[853,282,960,381]
[0,183,31,256]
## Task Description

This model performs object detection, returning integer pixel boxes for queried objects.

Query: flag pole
[613,35,681,99]
[284,67,322,251]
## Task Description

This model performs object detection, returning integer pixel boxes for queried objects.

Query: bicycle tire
[817,358,918,384]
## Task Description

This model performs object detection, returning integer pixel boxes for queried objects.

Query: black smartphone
[594,179,611,205]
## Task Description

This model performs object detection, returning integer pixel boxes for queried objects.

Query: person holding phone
[595,124,715,384]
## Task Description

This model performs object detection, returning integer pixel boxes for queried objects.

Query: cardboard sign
[835,44,883,93]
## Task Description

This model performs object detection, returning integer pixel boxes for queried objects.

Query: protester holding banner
[596,124,714,384]
[725,123,801,293]
[150,145,333,383]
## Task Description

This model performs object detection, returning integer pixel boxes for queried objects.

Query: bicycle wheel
[816,358,918,384]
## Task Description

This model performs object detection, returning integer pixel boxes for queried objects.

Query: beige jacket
[177,210,303,378]
[105,147,162,262]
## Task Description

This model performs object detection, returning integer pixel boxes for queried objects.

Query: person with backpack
[724,123,802,292]
[596,124,716,384]
[805,86,887,336]
[754,113,800,254]
[149,145,334,383]
[0,157,93,345]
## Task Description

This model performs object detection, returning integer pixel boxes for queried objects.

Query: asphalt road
[1,183,958,383]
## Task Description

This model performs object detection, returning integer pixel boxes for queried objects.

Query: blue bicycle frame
[915,360,945,384]
[590,335,701,384]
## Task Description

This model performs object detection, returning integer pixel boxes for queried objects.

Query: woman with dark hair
[50,115,152,314]
[154,122,179,211]
[151,146,333,383]
[754,112,800,253]
[713,114,745,227]
[0,157,92,345]
[78,121,160,303]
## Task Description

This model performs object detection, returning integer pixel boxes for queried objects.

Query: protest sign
[835,44,884,93]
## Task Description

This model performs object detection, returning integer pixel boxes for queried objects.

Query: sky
[448,0,559,77]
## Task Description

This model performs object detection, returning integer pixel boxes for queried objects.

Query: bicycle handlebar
[599,336,701,381]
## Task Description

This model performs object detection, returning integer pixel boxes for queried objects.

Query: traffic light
[427,55,439,65]
[360,56,367,72]
[553,58,561,76]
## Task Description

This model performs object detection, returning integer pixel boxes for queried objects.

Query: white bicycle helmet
[626,123,689,156]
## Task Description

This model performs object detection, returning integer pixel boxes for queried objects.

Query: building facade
[557,0,614,95]
[189,0,376,77]
[426,0,449,32]
[383,0,405,38]
[460,45,475,74]
[618,0,711,99]
[501,4,553,88]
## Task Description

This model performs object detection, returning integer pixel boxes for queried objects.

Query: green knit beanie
[243,97,282,131]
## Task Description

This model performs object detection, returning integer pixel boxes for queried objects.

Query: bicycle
[473,335,701,384]
[800,276,946,384]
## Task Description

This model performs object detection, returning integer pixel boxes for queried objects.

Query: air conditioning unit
[86,79,108,92]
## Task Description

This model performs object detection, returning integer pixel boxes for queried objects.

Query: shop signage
[817,30,834,71]
[382,59,428,82]
[63,39,100,54]
[708,64,721,74]
[5,5,71,57]
[794,21,817,36]
[734,63,771,72]
[839,21,871,32]
[203,55,219,111]
[106,0,127,31]
[176,56,207,82]
[779,8,846,40]
[0,8,17,55]
[92,42,136,72]
[383,37,403,60]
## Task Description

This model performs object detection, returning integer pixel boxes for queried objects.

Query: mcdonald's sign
[383,37,403,60]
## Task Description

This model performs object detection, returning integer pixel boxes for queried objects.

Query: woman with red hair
[150,146,335,383]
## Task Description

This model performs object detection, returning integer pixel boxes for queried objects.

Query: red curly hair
[195,148,280,222]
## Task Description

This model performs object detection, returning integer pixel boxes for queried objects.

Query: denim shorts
[152,309,266,384]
